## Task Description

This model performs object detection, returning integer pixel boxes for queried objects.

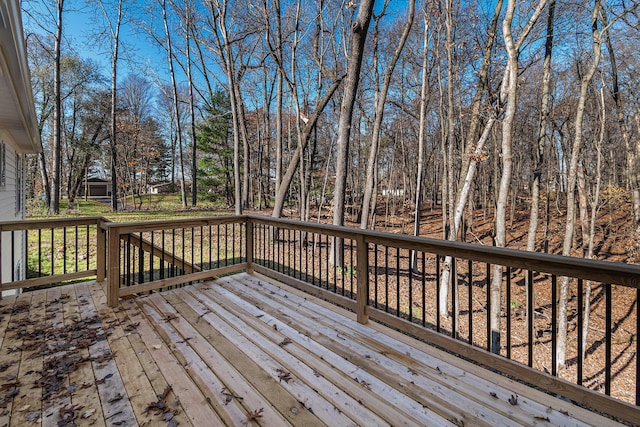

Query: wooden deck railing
[103,216,248,306]
[0,216,106,291]
[2,214,639,424]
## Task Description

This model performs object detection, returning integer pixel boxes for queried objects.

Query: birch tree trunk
[526,0,556,254]
[438,0,548,317]
[582,85,605,365]
[557,0,604,370]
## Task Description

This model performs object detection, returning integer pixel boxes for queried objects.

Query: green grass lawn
[28,193,230,222]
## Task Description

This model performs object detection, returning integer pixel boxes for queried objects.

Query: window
[0,141,5,188]
[16,153,23,215]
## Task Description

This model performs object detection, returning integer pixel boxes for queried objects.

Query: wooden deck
[0,272,626,426]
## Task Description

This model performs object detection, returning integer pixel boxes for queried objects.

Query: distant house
[79,178,112,197]
[147,182,174,195]
[0,1,41,289]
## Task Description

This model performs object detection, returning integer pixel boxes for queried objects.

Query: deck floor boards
[0,272,628,426]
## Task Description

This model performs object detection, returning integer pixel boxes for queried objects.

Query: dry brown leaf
[246,408,264,422]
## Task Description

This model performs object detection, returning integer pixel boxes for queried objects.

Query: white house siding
[0,140,25,291]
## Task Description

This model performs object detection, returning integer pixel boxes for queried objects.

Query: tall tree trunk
[438,0,547,317]
[527,0,555,254]
[99,0,123,212]
[412,12,430,270]
[331,0,375,267]
[582,86,605,366]
[161,0,187,208]
[50,0,64,215]
[557,0,604,370]
[274,0,283,196]
[360,0,415,230]
[185,0,198,207]
[211,0,242,214]
[601,9,640,225]
[490,0,518,354]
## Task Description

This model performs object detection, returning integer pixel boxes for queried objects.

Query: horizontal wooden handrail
[0,216,107,231]
[246,215,640,289]
[103,215,247,235]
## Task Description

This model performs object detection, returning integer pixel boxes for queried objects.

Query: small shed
[79,178,112,197]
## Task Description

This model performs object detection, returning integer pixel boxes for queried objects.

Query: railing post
[107,225,120,307]
[246,218,254,274]
[356,235,369,324]
[96,219,106,282]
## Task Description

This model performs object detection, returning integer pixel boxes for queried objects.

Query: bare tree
[50,0,64,214]
[360,0,415,230]
[97,0,124,211]
[160,0,188,208]
[331,0,375,265]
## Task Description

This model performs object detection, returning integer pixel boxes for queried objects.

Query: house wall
[0,137,25,288]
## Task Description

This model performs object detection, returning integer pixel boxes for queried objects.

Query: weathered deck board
[0,274,629,426]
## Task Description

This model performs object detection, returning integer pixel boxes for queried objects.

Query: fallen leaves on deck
[145,385,181,426]
[276,368,293,383]
[246,407,264,423]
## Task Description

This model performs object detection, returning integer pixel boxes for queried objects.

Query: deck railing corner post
[356,234,369,324]
[106,225,120,307]
[96,219,106,282]
[246,217,254,274]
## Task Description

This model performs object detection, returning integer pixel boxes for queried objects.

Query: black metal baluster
[150,231,154,282]
[385,246,389,313]
[325,234,329,289]
[38,228,42,277]
[605,282,612,396]
[224,224,228,267]
[506,267,511,359]
[86,225,90,270]
[486,263,491,351]
[436,255,440,332]
[374,244,379,309]
[11,231,15,281]
[51,228,54,276]
[551,275,557,376]
[75,225,79,272]
[172,229,176,277]
[422,252,426,327]
[350,239,354,299]
[232,223,235,265]
[409,249,413,322]
[528,270,534,368]
[637,287,639,405]
[396,247,400,317]
[161,230,165,280]
[126,234,131,286]
[577,279,583,387]
[314,233,318,287]
[341,240,345,296]
[191,227,195,273]
[63,227,67,275]
[452,257,457,339]
[209,225,213,269]
[138,232,144,284]
[468,259,473,345]
[217,224,220,269]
